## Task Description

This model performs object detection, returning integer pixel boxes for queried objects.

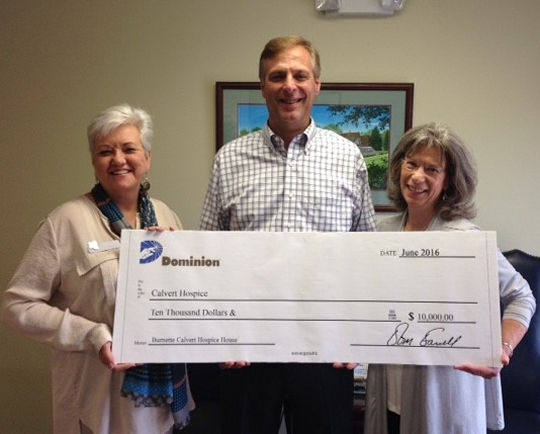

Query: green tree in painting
[382,130,389,152]
[366,153,388,190]
[326,104,392,191]
[370,128,382,151]
[327,105,390,131]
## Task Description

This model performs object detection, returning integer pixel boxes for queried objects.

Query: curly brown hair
[387,122,478,221]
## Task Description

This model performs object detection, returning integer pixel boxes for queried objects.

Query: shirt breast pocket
[305,180,355,230]
[75,250,119,313]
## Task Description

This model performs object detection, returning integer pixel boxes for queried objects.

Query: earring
[442,191,447,201]
[141,175,151,192]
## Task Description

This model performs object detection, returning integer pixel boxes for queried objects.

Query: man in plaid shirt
[199,36,376,434]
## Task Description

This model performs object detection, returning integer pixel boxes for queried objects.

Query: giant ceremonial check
[113,230,502,366]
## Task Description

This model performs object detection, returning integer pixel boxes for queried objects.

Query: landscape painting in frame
[216,82,414,211]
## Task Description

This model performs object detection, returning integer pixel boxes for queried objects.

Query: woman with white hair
[1,104,193,433]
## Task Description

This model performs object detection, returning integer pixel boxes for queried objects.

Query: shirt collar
[264,118,317,153]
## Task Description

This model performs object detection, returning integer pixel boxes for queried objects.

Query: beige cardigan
[1,195,193,434]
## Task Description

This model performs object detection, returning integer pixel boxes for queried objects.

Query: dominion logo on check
[139,240,221,267]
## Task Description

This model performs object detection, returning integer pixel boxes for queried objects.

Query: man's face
[261,45,321,139]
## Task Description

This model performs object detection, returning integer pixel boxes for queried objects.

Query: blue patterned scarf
[91,182,191,431]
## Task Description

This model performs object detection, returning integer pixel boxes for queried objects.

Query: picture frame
[216,82,414,211]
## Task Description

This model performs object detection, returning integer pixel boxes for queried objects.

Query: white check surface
[113,230,501,366]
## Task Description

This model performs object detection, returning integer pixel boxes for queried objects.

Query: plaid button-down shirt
[199,121,376,233]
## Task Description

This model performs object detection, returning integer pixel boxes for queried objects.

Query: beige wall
[1,0,539,432]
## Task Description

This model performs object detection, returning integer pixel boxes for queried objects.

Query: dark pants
[220,363,354,434]
[387,410,400,434]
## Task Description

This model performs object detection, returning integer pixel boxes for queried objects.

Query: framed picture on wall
[216,82,414,211]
